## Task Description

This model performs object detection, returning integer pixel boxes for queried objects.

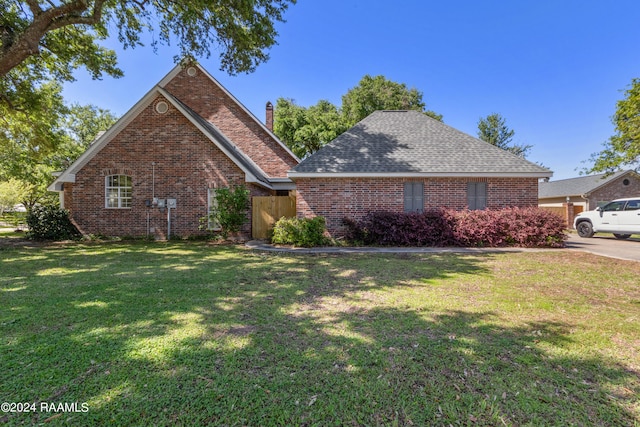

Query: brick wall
[295,177,539,236]
[587,174,640,210]
[163,68,298,178]
[66,97,271,239]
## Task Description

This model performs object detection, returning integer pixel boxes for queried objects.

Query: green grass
[0,227,27,240]
[0,238,638,426]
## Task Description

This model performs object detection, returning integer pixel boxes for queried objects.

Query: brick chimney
[265,101,273,131]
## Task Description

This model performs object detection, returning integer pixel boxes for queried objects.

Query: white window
[207,188,221,230]
[105,175,132,208]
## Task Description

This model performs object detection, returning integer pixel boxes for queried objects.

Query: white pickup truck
[574,197,640,239]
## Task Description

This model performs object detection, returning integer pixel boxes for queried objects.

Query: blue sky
[62,0,640,180]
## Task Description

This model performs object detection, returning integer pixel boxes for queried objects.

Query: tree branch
[48,0,106,31]
[24,0,43,16]
[0,0,105,78]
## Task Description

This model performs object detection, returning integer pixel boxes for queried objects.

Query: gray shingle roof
[538,170,635,198]
[291,110,551,176]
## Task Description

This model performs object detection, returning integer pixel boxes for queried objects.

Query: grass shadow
[0,242,638,425]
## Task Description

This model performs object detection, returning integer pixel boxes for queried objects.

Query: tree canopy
[0,97,118,210]
[0,0,295,79]
[477,113,531,158]
[587,78,640,173]
[1,0,295,153]
[274,75,442,157]
[273,98,348,158]
[342,75,442,126]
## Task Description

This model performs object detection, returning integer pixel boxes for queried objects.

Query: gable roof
[538,170,639,198]
[49,63,296,192]
[161,89,273,187]
[159,64,299,163]
[289,110,551,178]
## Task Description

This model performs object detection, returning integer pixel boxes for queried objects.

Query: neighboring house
[289,110,552,236]
[538,170,640,211]
[48,63,299,239]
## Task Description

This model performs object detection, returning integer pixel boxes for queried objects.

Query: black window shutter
[404,182,413,212]
[414,182,424,212]
[477,182,487,209]
[404,182,424,212]
[467,182,487,210]
[467,182,476,209]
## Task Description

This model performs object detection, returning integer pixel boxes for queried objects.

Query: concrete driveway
[565,233,640,261]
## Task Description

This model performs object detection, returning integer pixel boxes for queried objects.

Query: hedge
[343,208,566,248]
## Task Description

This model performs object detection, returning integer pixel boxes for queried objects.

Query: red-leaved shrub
[343,209,456,246]
[452,207,566,247]
[343,207,566,248]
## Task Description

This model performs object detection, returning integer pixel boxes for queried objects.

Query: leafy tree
[64,104,118,147]
[477,113,532,158]
[1,0,295,152]
[0,0,295,79]
[273,98,348,158]
[587,78,640,173]
[0,80,69,153]
[0,179,25,214]
[273,98,308,156]
[0,98,118,210]
[341,75,442,126]
[273,75,442,157]
[54,103,119,169]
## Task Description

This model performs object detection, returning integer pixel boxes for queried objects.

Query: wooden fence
[252,196,296,239]
[539,205,584,228]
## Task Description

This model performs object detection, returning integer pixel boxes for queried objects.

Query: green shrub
[271,216,327,247]
[201,185,250,239]
[26,205,80,241]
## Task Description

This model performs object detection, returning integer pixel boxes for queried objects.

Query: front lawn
[0,240,638,425]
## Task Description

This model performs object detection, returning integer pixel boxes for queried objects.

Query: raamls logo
[40,402,89,413]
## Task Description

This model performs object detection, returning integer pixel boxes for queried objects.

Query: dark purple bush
[452,207,566,247]
[343,207,566,248]
[343,209,456,246]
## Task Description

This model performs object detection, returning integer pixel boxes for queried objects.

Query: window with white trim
[105,175,132,208]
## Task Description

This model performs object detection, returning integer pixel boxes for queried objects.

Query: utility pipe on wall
[152,162,156,200]
[148,161,157,237]
[167,205,171,239]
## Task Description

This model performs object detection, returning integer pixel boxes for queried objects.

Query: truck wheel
[613,234,631,240]
[576,221,594,238]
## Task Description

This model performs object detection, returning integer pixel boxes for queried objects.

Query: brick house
[289,110,552,236]
[48,63,299,239]
[539,170,640,210]
[49,64,553,239]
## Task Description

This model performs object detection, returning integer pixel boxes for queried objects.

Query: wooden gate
[252,196,296,239]
[539,205,584,228]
